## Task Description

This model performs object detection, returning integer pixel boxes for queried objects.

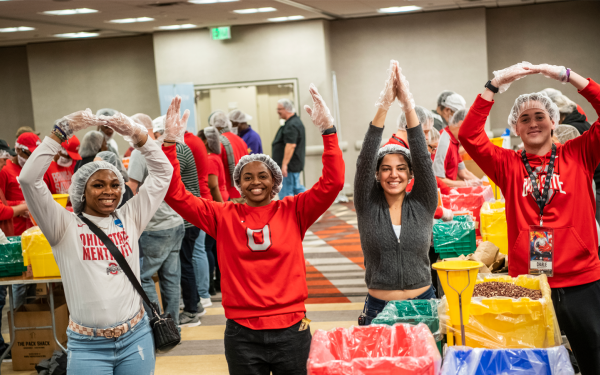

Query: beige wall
[0,46,35,144]
[27,35,160,153]
[486,1,600,131]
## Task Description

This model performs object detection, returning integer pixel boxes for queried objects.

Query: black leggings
[205,234,220,288]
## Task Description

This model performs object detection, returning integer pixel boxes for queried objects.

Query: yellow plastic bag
[20,227,60,278]
[480,201,508,255]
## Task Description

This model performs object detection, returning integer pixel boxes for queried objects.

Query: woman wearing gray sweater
[355,61,438,325]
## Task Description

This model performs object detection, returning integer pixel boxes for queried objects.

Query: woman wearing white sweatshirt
[20,108,173,374]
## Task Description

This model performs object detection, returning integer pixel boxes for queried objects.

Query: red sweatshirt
[43,161,74,195]
[0,160,32,235]
[0,189,14,236]
[184,132,211,200]
[220,132,249,199]
[163,134,344,329]
[459,79,600,288]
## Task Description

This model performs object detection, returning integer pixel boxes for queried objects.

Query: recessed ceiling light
[54,32,99,38]
[268,15,304,22]
[0,26,35,33]
[155,24,197,30]
[108,17,155,24]
[233,7,276,14]
[378,6,422,13]
[42,8,98,16]
[188,0,238,3]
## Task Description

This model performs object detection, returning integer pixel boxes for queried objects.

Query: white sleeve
[119,140,173,234]
[458,161,466,170]
[20,137,74,246]
[432,132,451,179]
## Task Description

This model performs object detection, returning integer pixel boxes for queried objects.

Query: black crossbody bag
[78,214,181,353]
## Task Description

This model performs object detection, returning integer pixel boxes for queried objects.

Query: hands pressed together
[491,62,569,93]
[375,60,415,113]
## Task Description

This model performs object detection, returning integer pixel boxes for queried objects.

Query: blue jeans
[280,172,306,197]
[359,285,437,326]
[192,230,210,299]
[140,224,185,325]
[67,314,155,374]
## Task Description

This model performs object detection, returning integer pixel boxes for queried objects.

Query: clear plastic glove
[304,84,334,134]
[441,207,454,222]
[54,109,106,139]
[530,64,568,83]
[375,60,398,111]
[101,112,148,146]
[160,96,189,144]
[465,179,483,187]
[492,61,537,94]
[394,63,415,113]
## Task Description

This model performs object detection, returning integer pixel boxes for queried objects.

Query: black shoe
[0,344,11,361]
[209,285,216,296]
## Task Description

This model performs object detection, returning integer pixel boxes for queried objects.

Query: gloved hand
[304,84,334,134]
[160,96,189,144]
[375,60,398,111]
[394,63,415,113]
[530,64,568,83]
[465,179,483,187]
[441,207,454,222]
[54,109,105,139]
[492,61,537,94]
[101,112,148,146]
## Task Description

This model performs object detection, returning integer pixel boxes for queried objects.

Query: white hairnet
[539,88,562,103]
[437,91,455,107]
[277,99,295,114]
[96,151,129,182]
[233,154,282,198]
[204,127,221,155]
[131,113,154,130]
[79,131,105,158]
[553,94,577,114]
[508,93,560,134]
[68,161,125,214]
[0,150,10,159]
[377,144,412,171]
[555,124,579,144]
[397,105,433,131]
[441,93,466,112]
[209,111,232,130]
[229,109,252,123]
[429,128,440,143]
[449,109,467,127]
[152,115,166,133]
[96,108,118,117]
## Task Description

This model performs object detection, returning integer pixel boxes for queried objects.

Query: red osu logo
[246,225,272,252]
[106,262,121,275]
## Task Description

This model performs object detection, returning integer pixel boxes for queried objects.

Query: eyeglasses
[428,145,437,153]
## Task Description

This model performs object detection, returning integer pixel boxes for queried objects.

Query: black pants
[180,226,200,313]
[359,286,437,326]
[224,319,311,375]
[205,234,220,289]
[552,279,600,375]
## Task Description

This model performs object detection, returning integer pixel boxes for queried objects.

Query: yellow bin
[432,260,482,325]
[52,194,69,208]
[480,202,509,255]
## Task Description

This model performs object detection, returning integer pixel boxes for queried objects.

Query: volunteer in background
[432,91,466,131]
[428,128,440,157]
[229,109,263,154]
[355,61,438,326]
[20,108,171,374]
[15,126,40,139]
[458,62,600,373]
[96,108,120,155]
[385,105,433,148]
[433,109,482,188]
[162,88,343,375]
[74,130,108,172]
[43,135,81,195]
[0,140,27,236]
[540,87,588,121]
[210,111,249,202]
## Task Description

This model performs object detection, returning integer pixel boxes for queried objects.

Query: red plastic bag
[442,186,494,235]
[308,323,441,375]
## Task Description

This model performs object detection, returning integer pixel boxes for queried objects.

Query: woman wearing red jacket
[161,86,344,375]
[458,62,600,373]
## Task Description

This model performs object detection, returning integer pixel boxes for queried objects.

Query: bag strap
[77,213,159,317]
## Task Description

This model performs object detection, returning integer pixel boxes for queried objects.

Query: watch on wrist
[322,126,337,135]
[485,80,499,94]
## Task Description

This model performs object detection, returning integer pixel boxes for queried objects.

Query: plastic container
[479,202,508,255]
[432,261,481,325]
[30,253,61,278]
[442,186,495,235]
[0,236,26,277]
[441,274,561,349]
[433,216,476,259]
[441,346,574,375]
[308,323,441,375]
[20,227,60,278]
[52,194,69,208]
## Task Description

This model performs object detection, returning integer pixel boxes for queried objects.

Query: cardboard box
[8,299,68,371]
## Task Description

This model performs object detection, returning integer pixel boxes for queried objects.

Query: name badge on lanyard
[522,144,557,277]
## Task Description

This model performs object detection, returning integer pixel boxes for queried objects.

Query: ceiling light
[0,26,35,33]
[378,6,422,13]
[42,8,98,16]
[108,17,154,24]
[54,32,100,38]
[268,15,304,22]
[233,7,276,14]
[189,0,238,3]
[155,24,197,30]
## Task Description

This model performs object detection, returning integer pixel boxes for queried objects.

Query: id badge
[528,226,554,277]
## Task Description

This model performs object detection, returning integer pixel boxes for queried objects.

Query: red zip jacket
[459,79,600,288]
[163,134,344,329]
[220,132,249,199]
[0,160,32,235]
[184,132,212,200]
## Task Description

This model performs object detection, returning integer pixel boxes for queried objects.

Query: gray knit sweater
[354,124,438,290]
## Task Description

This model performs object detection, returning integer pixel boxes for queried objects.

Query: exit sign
[211,26,231,40]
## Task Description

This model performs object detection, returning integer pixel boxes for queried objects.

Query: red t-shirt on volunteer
[184,132,212,200]
[0,160,32,235]
[219,132,249,199]
[207,154,229,202]
[43,160,74,195]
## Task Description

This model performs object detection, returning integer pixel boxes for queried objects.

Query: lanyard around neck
[521,143,557,226]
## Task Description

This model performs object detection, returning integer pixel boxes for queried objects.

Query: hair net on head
[377,144,412,171]
[397,105,433,131]
[96,108,118,117]
[131,113,154,130]
[508,93,560,134]
[429,128,440,143]
[555,125,580,144]
[437,91,455,107]
[68,161,125,214]
[95,151,129,182]
[79,131,105,158]
[152,115,166,133]
[208,111,232,130]
[539,88,562,103]
[0,150,10,159]
[204,127,221,154]
[229,109,252,123]
[277,99,295,114]
[449,109,467,127]
[553,94,577,114]
[441,93,466,112]
[233,154,282,198]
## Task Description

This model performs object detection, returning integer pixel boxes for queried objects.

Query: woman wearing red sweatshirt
[161,87,344,375]
[459,62,600,373]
